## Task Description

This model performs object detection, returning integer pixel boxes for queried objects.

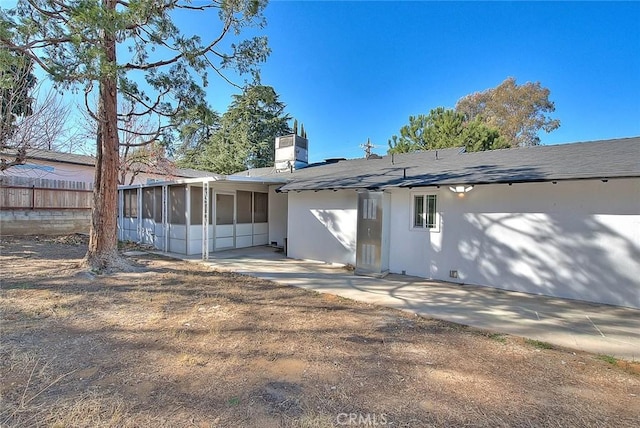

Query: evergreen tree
[179,85,291,174]
[388,108,507,154]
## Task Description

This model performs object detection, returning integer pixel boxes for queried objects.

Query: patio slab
[161,246,640,360]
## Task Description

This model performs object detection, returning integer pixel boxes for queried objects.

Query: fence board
[0,177,93,210]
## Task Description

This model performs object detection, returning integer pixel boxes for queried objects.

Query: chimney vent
[275,134,308,172]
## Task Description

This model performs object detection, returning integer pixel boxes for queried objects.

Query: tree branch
[122,18,232,70]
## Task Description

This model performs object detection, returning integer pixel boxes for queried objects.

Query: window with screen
[254,192,268,223]
[169,186,186,224]
[154,187,162,222]
[216,193,234,225]
[142,188,154,219]
[236,191,252,224]
[190,186,203,225]
[123,189,138,218]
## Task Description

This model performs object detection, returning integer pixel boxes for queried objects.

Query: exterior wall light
[449,185,474,198]
[448,185,474,194]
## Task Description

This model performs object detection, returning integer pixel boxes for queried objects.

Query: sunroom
[117,176,288,258]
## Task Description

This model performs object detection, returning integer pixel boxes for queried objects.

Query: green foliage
[0,48,36,148]
[170,102,221,165]
[193,129,248,175]
[596,354,618,365]
[388,107,507,154]
[178,85,292,174]
[524,338,554,350]
[487,333,507,344]
[456,77,560,147]
[0,41,42,170]
[462,119,510,152]
[0,51,35,114]
[389,77,559,154]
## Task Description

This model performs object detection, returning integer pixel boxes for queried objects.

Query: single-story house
[117,135,640,309]
[0,149,213,235]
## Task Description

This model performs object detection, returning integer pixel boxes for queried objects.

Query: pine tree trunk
[84,0,122,271]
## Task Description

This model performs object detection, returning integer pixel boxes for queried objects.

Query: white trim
[117,174,287,190]
[202,181,209,259]
[162,185,168,252]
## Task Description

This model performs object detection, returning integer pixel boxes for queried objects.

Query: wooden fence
[0,176,93,210]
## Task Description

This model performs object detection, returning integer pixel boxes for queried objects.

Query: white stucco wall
[387,178,640,308]
[268,185,288,247]
[286,178,640,308]
[287,190,358,265]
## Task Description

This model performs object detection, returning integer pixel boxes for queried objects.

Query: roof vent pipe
[391,153,395,165]
[435,150,439,160]
[403,168,407,179]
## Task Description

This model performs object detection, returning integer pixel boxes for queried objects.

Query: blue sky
[205,0,639,162]
[3,1,639,163]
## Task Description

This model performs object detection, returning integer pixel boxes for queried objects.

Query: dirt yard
[1,236,638,427]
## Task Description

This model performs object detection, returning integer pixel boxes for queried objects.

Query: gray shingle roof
[275,137,640,192]
[25,149,97,166]
[231,166,287,178]
[2,149,216,179]
[174,167,219,178]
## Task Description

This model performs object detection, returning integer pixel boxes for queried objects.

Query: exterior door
[355,191,383,275]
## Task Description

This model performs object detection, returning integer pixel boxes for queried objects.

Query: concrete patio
[162,246,640,361]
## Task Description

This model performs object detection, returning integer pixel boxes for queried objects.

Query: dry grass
[1,236,639,427]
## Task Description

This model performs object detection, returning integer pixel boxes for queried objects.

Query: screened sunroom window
[253,192,268,223]
[142,188,154,219]
[123,189,138,218]
[413,194,437,229]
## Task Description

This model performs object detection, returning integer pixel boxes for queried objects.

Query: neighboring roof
[231,165,292,179]
[1,148,219,179]
[273,136,640,192]
[174,167,218,179]
[23,149,96,166]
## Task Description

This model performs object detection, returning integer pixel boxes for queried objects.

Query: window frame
[410,191,440,232]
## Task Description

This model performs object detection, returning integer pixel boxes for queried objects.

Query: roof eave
[279,174,639,192]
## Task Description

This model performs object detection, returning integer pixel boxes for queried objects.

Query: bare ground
[1,236,638,428]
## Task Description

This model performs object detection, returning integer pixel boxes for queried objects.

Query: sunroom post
[202,180,209,260]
